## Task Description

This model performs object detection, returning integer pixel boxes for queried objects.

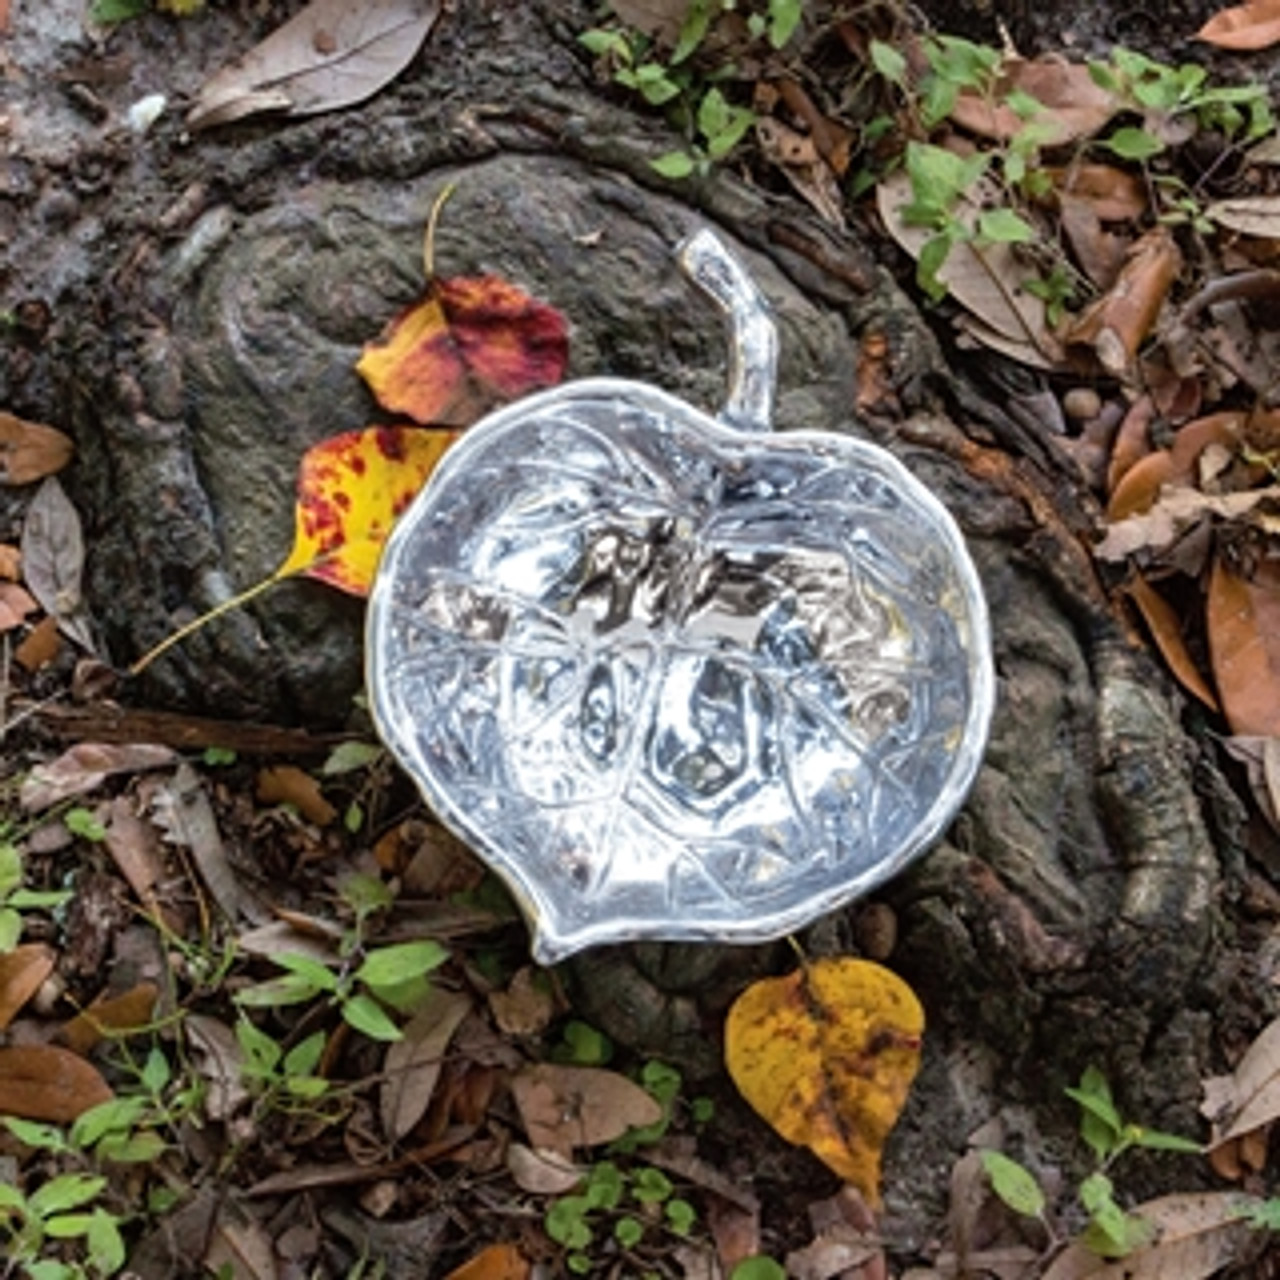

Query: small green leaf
[697,87,731,141]
[692,1095,715,1124]
[3,1117,68,1151]
[88,0,148,22]
[666,1197,697,1235]
[141,1046,172,1095]
[567,1255,592,1276]
[557,1020,613,1066]
[767,0,802,49]
[284,1030,327,1078]
[0,842,22,896]
[96,1130,167,1163]
[344,801,364,834]
[673,0,714,64]
[632,1166,673,1204]
[64,808,106,842]
[7,888,72,911]
[615,1214,645,1248]
[917,231,957,301]
[71,1096,148,1150]
[1067,1067,1124,1160]
[652,150,697,179]
[981,1150,1046,1218]
[285,1075,330,1099]
[235,1016,283,1077]
[545,1195,593,1249]
[731,1259,788,1280]
[321,741,384,776]
[0,906,20,952]
[355,940,448,988]
[578,28,630,59]
[271,952,341,992]
[977,208,1035,243]
[338,871,395,918]
[341,993,402,1042]
[1129,1125,1202,1154]
[870,39,906,84]
[235,972,326,1007]
[29,1174,107,1217]
[585,1161,624,1211]
[202,746,237,766]
[1102,127,1164,160]
[87,1207,127,1275]
[44,1213,95,1239]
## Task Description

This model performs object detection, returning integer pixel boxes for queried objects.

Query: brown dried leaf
[256,764,337,827]
[1041,1192,1255,1279]
[0,943,55,1032]
[1208,557,1280,736]
[756,117,846,228]
[1050,164,1148,221]
[1123,574,1219,710]
[0,410,74,485]
[61,981,159,1055]
[0,543,20,579]
[0,580,36,631]
[0,1044,113,1122]
[488,966,555,1038]
[1197,0,1280,50]
[14,614,60,672]
[188,0,442,129]
[510,1064,663,1158]
[19,741,177,812]
[1204,196,1280,238]
[102,794,178,930]
[505,1143,584,1195]
[20,476,95,651]
[1202,1014,1280,1147]
[380,987,472,1141]
[878,170,1061,368]
[1066,227,1182,376]
[950,55,1120,145]
[204,1199,278,1280]
[1095,486,1280,561]
[1221,736,1280,833]
[186,1013,251,1121]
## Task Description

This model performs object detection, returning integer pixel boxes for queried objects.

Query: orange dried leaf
[725,958,923,1207]
[0,1044,113,1122]
[442,1242,530,1280]
[14,614,60,672]
[1124,574,1220,711]
[0,580,36,631]
[255,764,337,826]
[1198,0,1280,49]
[0,943,56,1033]
[0,410,74,485]
[1208,557,1280,736]
[277,426,457,596]
[357,275,569,427]
[0,543,20,579]
[61,981,160,1055]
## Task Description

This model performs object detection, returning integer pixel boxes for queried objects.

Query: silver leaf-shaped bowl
[367,230,994,963]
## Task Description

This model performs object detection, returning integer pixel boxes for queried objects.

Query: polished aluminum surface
[367,231,994,963]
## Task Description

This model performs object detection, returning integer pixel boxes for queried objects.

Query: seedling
[0,839,73,952]
[982,1066,1201,1259]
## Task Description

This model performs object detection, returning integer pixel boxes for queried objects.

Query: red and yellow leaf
[357,275,569,427]
[276,425,457,596]
[725,958,923,1207]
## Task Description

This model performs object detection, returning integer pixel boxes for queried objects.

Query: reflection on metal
[367,230,995,963]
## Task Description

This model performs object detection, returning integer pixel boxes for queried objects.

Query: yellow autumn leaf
[725,957,924,1207]
[276,425,458,596]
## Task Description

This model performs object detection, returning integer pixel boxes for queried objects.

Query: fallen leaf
[357,276,570,427]
[14,614,61,671]
[1197,0,1280,50]
[1094,485,1280,561]
[1207,557,1280,736]
[255,764,337,826]
[61,981,160,1055]
[1202,1013,1280,1150]
[510,1063,663,1158]
[1203,196,1280,238]
[950,55,1119,145]
[275,427,456,597]
[505,1143,584,1195]
[442,1242,531,1280]
[204,1198,279,1280]
[380,986,472,1141]
[725,958,923,1207]
[1040,1192,1257,1279]
[1221,736,1280,833]
[488,966,556,1038]
[0,942,55,1032]
[0,543,19,578]
[1066,227,1182,377]
[877,169,1061,369]
[1050,165,1148,222]
[186,1014,251,1121]
[20,475,95,650]
[1123,574,1219,711]
[151,763,263,923]
[0,1044,113,1122]
[19,741,177,812]
[102,794,177,931]
[756,116,847,229]
[188,0,442,129]
[0,410,74,485]
[0,580,36,630]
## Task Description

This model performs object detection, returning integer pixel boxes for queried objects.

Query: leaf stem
[423,181,458,280]
[127,569,292,678]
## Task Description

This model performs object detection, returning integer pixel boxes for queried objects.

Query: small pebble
[854,901,898,960]
[1062,387,1102,422]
